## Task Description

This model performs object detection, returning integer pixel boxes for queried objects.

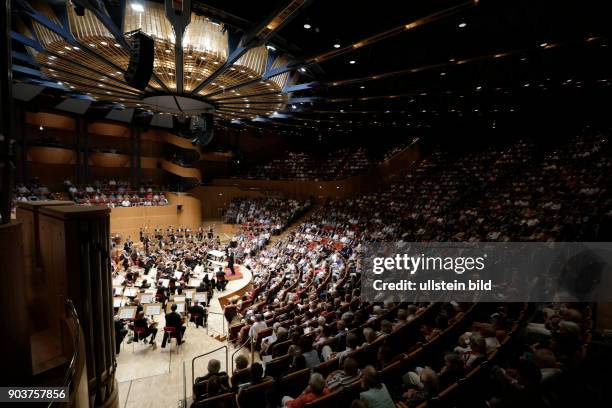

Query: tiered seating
[194,132,609,407]
[66,180,170,207]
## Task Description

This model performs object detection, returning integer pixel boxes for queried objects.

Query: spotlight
[349,60,356,64]
[458,22,467,28]
[131,3,144,12]
[303,23,311,29]
[334,43,341,48]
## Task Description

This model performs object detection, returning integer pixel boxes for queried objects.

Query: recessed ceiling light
[440,72,446,76]
[476,85,482,90]
[165,49,171,53]
[213,61,219,64]
[360,85,365,89]
[334,43,341,48]
[458,22,467,28]
[349,60,356,64]
[114,43,121,47]
[73,46,80,50]
[299,67,306,73]
[101,41,108,45]
[89,43,95,47]
[540,42,548,47]
[303,23,311,29]
[131,3,144,12]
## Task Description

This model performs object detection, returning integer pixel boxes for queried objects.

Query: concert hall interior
[2,0,612,408]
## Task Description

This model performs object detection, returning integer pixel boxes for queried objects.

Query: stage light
[458,22,467,28]
[349,60,356,64]
[334,43,340,48]
[131,3,144,12]
[304,23,311,29]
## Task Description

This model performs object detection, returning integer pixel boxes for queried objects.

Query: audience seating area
[65,179,170,207]
[189,132,609,408]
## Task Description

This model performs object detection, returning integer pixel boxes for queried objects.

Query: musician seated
[114,315,128,354]
[162,304,186,348]
[134,311,159,347]
[188,301,207,328]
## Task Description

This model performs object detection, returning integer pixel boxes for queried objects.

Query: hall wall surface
[109,192,202,239]
[198,142,421,204]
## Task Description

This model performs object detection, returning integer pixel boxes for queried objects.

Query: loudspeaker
[124,31,154,90]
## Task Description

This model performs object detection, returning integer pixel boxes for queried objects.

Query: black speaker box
[124,31,154,90]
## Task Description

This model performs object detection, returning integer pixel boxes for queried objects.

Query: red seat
[132,327,147,352]
[163,326,180,350]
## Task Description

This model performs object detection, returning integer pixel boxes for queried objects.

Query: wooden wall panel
[109,192,202,239]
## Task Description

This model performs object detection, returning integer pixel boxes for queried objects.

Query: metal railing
[191,345,228,387]
[230,337,253,373]
[48,298,82,408]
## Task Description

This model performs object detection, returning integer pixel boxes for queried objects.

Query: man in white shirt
[248,314,267,340]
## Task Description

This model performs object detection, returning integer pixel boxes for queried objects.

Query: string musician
[162,303,187,348]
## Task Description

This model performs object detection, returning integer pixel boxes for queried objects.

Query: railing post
[250,333,254,363]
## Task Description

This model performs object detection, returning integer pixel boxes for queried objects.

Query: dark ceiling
[11,0,612,137]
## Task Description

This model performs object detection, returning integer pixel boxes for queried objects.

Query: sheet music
[113,286,124,296]
[140,293,154,304]
[193,292,207,303]
[184,290,195,299]
[173,302,185,313]
[173,296,186,303]
[174,271,183,280]
[160,279,170,288]
[113,276,124,286]
[113,297,125,308]
[118,306,136,319]
[124,287,138,297]
[144,303,162,315]
[188,278,201,287]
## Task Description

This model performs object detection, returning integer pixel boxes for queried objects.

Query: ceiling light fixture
[303,23,311,29]
[458,22,467,28]
[349,60,356,64]
[131,3,144,12]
